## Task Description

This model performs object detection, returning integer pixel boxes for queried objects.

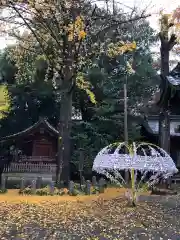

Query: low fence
[19,156,56,162]
[0,156,56,163]
[3,163,57,174]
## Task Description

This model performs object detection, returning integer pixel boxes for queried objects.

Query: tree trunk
[56,89,73,186]
[159,41,170,153]
[160,43,169,77]
[158,17,177,189]
[159,110,170,153]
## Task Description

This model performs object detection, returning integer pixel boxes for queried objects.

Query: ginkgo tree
[0,0,150,184]
[0,85,10,119]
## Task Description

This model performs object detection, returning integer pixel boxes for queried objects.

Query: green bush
[138,182,149,193]
[0,189,7,194]
[35,186,68,196]
[80,184,86,191]
[74,183,81,189]
[18,185,69,196]
[19,186,50,196]
[54,188,66,196]
[18,182,105,196]
[69,189,80,196]
[19,187,32,195]
[91,186,99,194]
[36,186,49,196]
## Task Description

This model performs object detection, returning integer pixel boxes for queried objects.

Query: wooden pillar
[159,110,170,153]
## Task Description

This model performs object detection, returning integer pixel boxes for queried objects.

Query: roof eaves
[0,118,58,141]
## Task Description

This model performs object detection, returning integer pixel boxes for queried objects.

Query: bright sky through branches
[0,0,179,49]
[131,0,179,29]
[99,0,179,29]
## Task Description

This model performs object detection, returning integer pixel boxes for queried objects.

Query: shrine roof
[153,63,180,108]
[142,115,180,137]
[1,118,59,141]
[167,62,180,86]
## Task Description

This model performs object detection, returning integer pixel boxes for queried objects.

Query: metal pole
[124,74,129,183]
[124,81,128,145]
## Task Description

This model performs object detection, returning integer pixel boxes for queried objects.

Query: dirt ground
[0,188,180,240]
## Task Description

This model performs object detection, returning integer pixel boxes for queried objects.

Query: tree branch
[159,32,164,43]
[32,6,63,50]
[9,1,53,66]
[92,13,151,39]
[67,5,97,94]
[168,34,177,50]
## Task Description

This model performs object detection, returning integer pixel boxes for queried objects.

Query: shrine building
[141,62,180,170]
[0,117,79,181]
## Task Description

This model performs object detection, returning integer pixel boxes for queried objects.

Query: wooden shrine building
[142,115,180,169]
[141,62,180,170]
[1,118,59,181]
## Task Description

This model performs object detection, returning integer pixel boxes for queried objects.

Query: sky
[0,0,179,49]
[102,0,179,29]
[132,0,179,29]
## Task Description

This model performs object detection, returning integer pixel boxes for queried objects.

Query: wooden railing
[3,163,57,173]
[19,156,56,162]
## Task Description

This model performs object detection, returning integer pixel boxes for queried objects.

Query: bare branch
[92,13,151,39]
[8,1,53,66]
[168,34,177,50]
[31,6,62,50]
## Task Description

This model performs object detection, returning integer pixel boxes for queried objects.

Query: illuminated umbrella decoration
[93,142,178,205]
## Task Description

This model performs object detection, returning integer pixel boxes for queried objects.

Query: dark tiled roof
[167,62,180,86]
[156,63,180,107]
[1,118,59,141]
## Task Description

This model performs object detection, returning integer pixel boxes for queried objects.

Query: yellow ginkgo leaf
[78,30,86,40]
[68,33,74,41]
[0,84,10,119]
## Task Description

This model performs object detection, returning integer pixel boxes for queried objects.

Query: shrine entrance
[32,140,53,157]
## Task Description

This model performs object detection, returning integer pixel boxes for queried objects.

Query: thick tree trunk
[158,18,177,189]
[159,41,170,153]
[55,34,74,186]
[160,43,169,77]
[56,89,73,186]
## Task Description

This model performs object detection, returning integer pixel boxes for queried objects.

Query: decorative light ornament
[93,142,178,206]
